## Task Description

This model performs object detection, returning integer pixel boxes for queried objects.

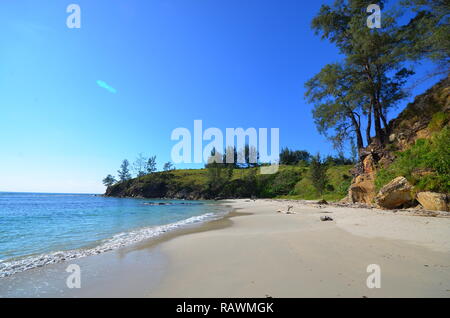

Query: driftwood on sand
[277,205,296,214]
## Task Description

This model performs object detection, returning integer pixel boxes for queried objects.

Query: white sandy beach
[149,199,450,298]
[1,199,449,298]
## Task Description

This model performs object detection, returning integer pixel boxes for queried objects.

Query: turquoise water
[0,192,229,277]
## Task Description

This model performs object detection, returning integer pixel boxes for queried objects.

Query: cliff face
[388,76,450,151]
[105,172,207,200]
[347,76,450,210]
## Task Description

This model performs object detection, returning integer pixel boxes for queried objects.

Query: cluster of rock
[344,76,449,213]
[346,169,449,212]
[373,176,449,211]
[346,141,392,206]
[143,202,203,206]
[344,138,449,212]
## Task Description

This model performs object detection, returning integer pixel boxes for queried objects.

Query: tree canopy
[102,174,116,187]
[117,159,132,182]
[279,148,311,165]
[400,0,449,72]
[307,0,417,151]
[146,156,157,174]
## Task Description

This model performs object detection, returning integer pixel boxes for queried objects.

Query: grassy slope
[109,164,353,201]
[375,125,450,194]
[279,165,353,201]
[374,76,450,194]
[188,164,352,201]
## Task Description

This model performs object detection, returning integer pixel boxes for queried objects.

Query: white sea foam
[0,211,227,278]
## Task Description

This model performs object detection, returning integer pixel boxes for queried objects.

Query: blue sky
[0,0,442,193]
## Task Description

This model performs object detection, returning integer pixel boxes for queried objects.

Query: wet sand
[0,208,239,297]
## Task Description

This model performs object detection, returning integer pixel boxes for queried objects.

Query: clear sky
[0,0,441,194]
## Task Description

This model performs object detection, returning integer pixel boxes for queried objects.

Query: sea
[0,192,230,278]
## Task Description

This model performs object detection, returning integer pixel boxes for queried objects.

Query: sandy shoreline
[149,199,450,298]
[1,199,449,297]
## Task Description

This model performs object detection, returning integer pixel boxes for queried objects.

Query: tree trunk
[355,129,364,152]
[366,105,372,145]
[372,99,384,143]
[380,109,389,137]
[349,113,364,151]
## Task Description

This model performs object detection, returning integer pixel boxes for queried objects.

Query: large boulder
[347,154,377,204]
[348,175,376,204]
[417,192,449,212]
[374,176,414,209]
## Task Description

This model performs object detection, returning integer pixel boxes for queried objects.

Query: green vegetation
[279,148,311,165]
[309,154,329,198]
[375,126,450,193]
[117,159,131,182]
[102,174,116,187]
[306,0,449,152]
[401,0,450,74]
[163,161,175,171]
[106,160,353,202]
[428,111,449,132]
[307,0,415,149]
[305,0,449,197]
[104,1,449,202]
[146,156,157,174]
[285,165,352,201]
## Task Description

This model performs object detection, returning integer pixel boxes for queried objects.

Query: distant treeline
[103,147,355,186]
[104,148,354,201]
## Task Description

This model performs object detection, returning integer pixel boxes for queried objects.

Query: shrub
[271,169,303,195]
[375,126,450,193]
[428,112,449,132]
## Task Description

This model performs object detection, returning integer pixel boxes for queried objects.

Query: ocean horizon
[0,192,230,277]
